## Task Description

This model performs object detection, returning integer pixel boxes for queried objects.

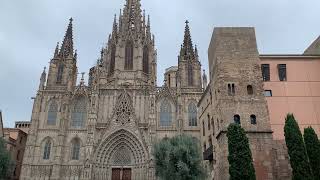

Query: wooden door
[112,168,121,180]
[122,168,132,180]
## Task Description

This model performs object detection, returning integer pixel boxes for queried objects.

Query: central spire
[182,20,194,57]
[122,0,143,31]
[179,20,196,61]
[59,18,74,58]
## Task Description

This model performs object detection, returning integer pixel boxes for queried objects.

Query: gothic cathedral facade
[20,0,205,179]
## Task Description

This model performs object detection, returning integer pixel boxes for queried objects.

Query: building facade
[3,128,28,180]
[20,0,204,180]
[199,27,320,180]
[19,0,320,180]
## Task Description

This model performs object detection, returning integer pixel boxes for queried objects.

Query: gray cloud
[0,0,319,127]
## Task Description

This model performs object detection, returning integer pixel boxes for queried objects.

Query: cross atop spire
[59,18,74,58]
[180,20,195,60]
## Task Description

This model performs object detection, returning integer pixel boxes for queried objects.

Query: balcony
[203,145,214,161]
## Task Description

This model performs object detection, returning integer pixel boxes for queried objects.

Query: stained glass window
[188,103,197,126]
[71,97,87,128]
[160,100,172,127]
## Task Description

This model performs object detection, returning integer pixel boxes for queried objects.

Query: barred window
[261,64,270,81]
[143,46,149,74]
[47,101,58,125]
[43,140,51,160]
[160,100,172,127]
[125,41,133,70]
[71,139,80,160]
[188,103,197,126]
[71,97,87,128]
[278,64,287,81]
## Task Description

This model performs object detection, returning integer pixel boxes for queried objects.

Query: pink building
[260,37,320,139]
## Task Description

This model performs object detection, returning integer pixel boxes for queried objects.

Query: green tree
[227,123,256,180]
[153,135,207,180]
[0,137,13,180]
[284,114,313,180]
[304,127,320,180]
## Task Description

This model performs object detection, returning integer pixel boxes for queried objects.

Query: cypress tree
[284,114,313,180]
[227,123,256,180]
[304,127,320,180]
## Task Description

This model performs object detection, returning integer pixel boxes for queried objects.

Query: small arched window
[250,114,257,125]
[160,100,172,127]
[71,139,80,160]
[188,64,193,86]
[234,114,241,124]
[143,45,149,74]
[57,64,64,83]
[71,97,87,128]
[247,85,253,95]
[43,140,51,160]
[47,101,58,125]
[110,45,116,74]
[188,103,197,126]
[125,41,133,70]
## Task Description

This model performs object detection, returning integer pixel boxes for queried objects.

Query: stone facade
[20,0,204,180]
[3,128,28,180]
[198,27,296,180]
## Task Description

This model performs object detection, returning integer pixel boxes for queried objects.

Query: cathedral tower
[102,0,157,87]
[178,21,202,89]
[46,18,78,91]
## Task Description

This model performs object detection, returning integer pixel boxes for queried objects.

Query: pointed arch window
[188,102,197,126]
[143,45,149,74]
[160,99,172,127]
[110,45,116,74]
[47,101,58,126]
[125,41,134,70]
[71,97,87,128]
[57,64,64,83]
[43,140,51,160]
[188,64,193,86]
[71,139,80,160]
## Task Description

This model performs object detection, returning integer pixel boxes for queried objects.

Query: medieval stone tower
[207,28,275,180]
[20,0,204,180]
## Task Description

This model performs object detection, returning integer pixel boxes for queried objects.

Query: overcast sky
[0,0,319,127]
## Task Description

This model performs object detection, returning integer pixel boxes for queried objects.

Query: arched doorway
[93,129,149,180]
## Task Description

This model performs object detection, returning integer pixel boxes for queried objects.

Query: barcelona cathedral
[21,0,310,179]
[20,0,204,179]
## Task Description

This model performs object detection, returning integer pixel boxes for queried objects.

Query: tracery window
[110,45,116,74]
[188,102,197,126]
[57,64,64,83]
[47,101,58,125]
[113,146,132,166]
[43,140,51,160]
[71,139,80,160]
[188,64,193,86]
[160,100,172,127]
[71,97,87,128]
[125,41,133,70]
[143,45,149,74]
